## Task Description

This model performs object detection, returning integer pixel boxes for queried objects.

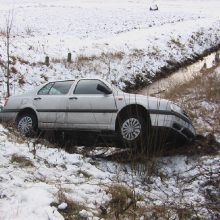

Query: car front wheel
[17,113,38,137]
[118,114,150,149]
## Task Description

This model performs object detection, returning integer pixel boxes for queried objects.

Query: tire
[17,113,38,137]
[118,113,150,150]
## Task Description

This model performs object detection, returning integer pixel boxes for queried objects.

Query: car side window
[38,82,54,95]
[49,81,74,95]
[38,81,74,95]
[74,80,110,94]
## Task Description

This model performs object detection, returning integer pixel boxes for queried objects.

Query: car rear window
[38,81,74,95]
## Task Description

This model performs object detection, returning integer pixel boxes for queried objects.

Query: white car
[0,78,195,146]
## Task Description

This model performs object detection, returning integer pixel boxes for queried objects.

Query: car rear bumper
[0,110,17,123]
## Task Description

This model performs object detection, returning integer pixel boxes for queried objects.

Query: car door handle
[69,97,78,100]
[34,97,42,100]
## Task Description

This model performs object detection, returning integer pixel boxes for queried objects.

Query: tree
[5,10,14,97]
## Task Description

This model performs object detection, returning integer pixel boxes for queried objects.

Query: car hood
[116,92,172,111]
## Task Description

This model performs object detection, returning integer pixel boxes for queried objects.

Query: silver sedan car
[0,78,195,146]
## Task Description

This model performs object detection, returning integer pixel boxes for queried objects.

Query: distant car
[0,78,195,146]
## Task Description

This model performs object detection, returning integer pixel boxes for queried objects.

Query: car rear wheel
[118,114,150,149]
[17,113,38,137]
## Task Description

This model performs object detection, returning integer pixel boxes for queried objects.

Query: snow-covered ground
[0,1,220,219]
[0,0,220,96]
[0,124,219,220]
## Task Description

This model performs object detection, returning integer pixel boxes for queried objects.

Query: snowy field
[0,124,219,220]
[0,1,220,219]
[0,0,220,96]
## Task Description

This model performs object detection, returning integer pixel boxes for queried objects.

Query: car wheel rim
[18,116,33,134]
[121,118,141,141]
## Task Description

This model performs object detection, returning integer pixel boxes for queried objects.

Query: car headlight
[170,103,183,114]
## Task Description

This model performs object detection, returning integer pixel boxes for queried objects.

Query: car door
[33,81,74,126]
[66,79,118,129]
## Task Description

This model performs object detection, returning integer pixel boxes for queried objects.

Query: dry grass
[10,66,18,74]
[138,205,196,220]
[106,51,124,60]
[76,54,98,63]
[77,170,91,178]
[50,51,124,68]
[9,56,17,65]
[51,57,66,64]
[169,37,185,49]
[40,73,48,81]
[25,26,34,36]
[0,28,6,37]
[106,184,135,219]
[52,187,86,220]
[18,75,26,86]
[11,154,34,167]
[164,66,220,101]
[130,49,145,58]
[3,124,27,144]
[105,184,198,219]
[164,65,220,135]
[17,57,29,65]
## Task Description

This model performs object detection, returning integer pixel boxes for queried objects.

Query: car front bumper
[150,111,196,141]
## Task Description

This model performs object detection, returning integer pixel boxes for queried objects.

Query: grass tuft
[77,170,91,178]
[52,187,86,220]
[106,184,135,219]
[11,154,34,167]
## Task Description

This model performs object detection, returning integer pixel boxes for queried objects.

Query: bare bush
[5,10,14,97]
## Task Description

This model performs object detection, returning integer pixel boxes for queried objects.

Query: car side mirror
[97,84,112,95]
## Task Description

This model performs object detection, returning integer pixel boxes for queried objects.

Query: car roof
[48,78,107,83]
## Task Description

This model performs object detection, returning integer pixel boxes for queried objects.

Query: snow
[0,124,219,219]
[58,203,68,210]
[0,0,220,96]
[0,0,220,219]
[79,210,93,218]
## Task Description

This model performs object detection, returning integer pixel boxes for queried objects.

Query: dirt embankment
[124,45,220,92]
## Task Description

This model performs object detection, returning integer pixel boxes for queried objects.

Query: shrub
[11,154,34,167]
